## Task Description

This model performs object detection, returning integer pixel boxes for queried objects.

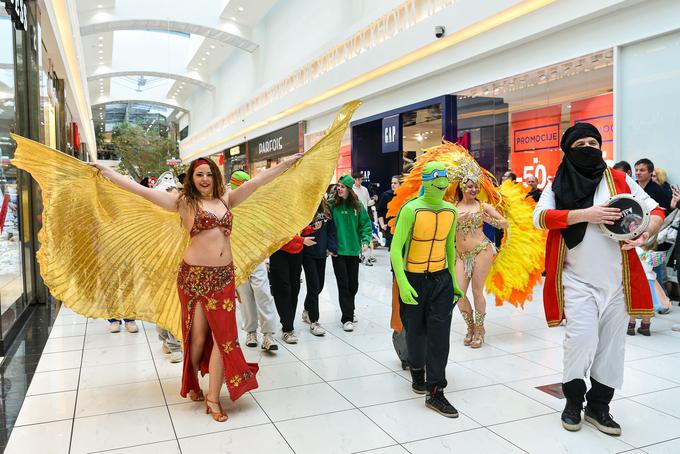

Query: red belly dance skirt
[177,261,259,401]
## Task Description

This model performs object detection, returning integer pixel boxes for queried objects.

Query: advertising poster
[570,93,614,163]
[336,144,351,181]
[510,105,562,189]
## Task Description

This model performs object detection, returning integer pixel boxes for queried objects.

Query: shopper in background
[501,171,517,183]
[301,199,337,336]
[613,161,632,177]
[352,173,370,209]
[526,175,542,202]
[653,167,672,201]
[635,158,671,211]
[230,171,280,352]
[377,175,401,249]
[270,232,316,344]
[331,174,373,331]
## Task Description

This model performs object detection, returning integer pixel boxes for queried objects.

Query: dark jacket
[377,189,396,221]
[303,214,338,259]
[641,180,671,212]
[527,188,542,202]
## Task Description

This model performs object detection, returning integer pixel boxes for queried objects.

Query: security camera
[434,26,445,39]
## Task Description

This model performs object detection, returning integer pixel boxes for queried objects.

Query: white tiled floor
[6,248,680,453]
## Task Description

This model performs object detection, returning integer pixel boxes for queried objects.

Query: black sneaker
[584,406,621,435]
[410,369,426,395]
[425,389,459,418]
[561,401,582,431]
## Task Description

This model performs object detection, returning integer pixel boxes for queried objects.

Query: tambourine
[599,193,650,241]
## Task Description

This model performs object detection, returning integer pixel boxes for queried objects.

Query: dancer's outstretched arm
[89,163,178,211]
[229,153,303,208]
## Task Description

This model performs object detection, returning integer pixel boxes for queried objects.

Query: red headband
[195,158,211,167]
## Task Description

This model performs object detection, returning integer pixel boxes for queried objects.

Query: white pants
[562,273,629,389]
[237,262,279,334]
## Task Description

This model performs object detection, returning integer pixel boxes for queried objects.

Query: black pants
[399,269,454,389]
[302,255,326,323]
[332,255,360,323]
[269,250,303,332]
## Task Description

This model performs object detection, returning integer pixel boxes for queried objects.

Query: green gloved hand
[396,275,419,305]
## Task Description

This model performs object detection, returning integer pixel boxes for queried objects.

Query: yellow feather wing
[11,133,189,339]
[485,180,546,308]
[10,101,361,341]
[230,100,361,286]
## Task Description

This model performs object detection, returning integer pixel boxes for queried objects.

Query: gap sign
[382,114,401,154]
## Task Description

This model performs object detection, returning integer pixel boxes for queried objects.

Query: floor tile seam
[392,425,531,453]
[307,368,399,383]
[259,350,365,364]
[506,352,563,373]
[350,443,408,454]
[67,319,90,454]
[484,417,637,452]
[241,377,326,395]
[10,416,75,430]
[620,383,680,399]
[132,327,183,452]
[624,340,679,356]
[175,421,273,441]
[79,356,157,369]
[85,438,179,454]
[625,362,680,385]
[80,341,150,351]
[623,394,680,421]
[25,386,79,398]
[489,344,564,357]
[46,332,87,340]
[624,351,677,363]
[634,435,680,451]
[78,375,168,391]
[247,386,298,454]
[72,377,166,396]
[453,357,560,382]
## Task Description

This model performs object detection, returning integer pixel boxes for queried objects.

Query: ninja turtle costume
[390,161,464,417]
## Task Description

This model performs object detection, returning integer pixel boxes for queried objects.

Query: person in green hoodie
[331,174,373,331]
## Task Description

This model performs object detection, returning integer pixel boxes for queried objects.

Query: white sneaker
[168,351,183,363]
[343,322,354,332]
[301,310,311,324]
[673,324,680,332]
[161,342,172,354]
[245,331,258,347]
[353,315,358,323]
[282,331,299,344]
[310,322,326,336]
[262,333,279,351]
[125,321,139,333]
[109,321,121,333]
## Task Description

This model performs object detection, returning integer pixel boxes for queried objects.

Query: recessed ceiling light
[98,50,103,54]
[237,7,244,12]
[97,5,103,9]
[230,16,236,20]
[205,51,210,55]
[98,36,104,40]
[201,57,206,61]
[198,63,202,66]
[210,45,215,49]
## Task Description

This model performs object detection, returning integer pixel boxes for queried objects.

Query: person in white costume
[229,171,279,352]
[533,123,664,436]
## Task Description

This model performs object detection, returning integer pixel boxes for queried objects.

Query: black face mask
[565,146,607,177]
[552,146,608,249]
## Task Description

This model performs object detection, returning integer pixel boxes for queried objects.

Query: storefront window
[402,103,442,172]
[454,50,614,185]
[0,14,23,325]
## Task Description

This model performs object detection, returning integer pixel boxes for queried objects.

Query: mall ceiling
[76,0,278,137]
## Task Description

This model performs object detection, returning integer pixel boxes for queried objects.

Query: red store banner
[570,93,614,163]
[510,105,562,189]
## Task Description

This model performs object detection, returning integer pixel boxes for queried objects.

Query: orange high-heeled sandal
[188,389,204,401]
[205,398,228,422]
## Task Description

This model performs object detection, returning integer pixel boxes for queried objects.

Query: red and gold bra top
[190,198,233,237]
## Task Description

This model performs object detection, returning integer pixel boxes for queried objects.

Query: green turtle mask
[420,161,449,203]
